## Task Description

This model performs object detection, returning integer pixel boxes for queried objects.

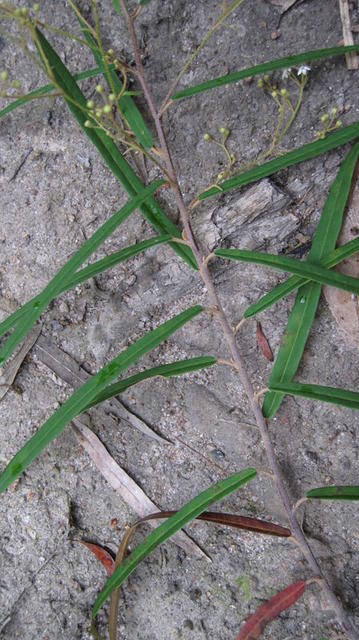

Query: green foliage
[92,469,257,616]
[215,248,359,294]
[0,182,165,366]
[307,487,359,500]
[269,381,359,411]
[0,306,203,493]
[198,123,359,201]
[1,3,359,639]
[262,140,359,418]
[34,27,197,270]
[173,45,359,100]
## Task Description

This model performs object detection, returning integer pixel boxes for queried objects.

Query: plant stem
[119,2,359,637]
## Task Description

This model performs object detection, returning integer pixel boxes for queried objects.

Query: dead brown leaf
[256,322,274,362]
[324,186,359,348]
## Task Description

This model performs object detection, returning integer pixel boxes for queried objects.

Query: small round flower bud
[335,120,342,128]
[95,109,103,118]
[109,93,116,102]
[331,107,338,116]
[103,104,111,114]
[257,78,264,88]
[86,100,94,109]
[203,133,211,141]
[96,84,104,94]
[280,88,288,96]
[217,172,224,181]
[219,126,229,135]
[21,7,29,15]
[1,70,8,82]
[320,113,329,123]
[33,3,40,12]
[263,74,270,82]
[271,90,278,98]
[11,79,21,89]
[84,120,91,127]
[107,48,114,56]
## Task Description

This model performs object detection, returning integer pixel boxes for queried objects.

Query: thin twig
[119,2,359,637]
[338,0,358,70]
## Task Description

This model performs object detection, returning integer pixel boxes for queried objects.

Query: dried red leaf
[236,580,307,639]
[256,322,274,361]
[80,541,116,576]
[137,511,291,538]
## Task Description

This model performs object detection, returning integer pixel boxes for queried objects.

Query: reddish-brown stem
[119,2,358,637]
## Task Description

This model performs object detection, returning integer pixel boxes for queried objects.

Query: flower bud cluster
[316,107,343,140]
[84,85,118,128]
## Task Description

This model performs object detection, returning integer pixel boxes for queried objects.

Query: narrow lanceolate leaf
[307,486,359,500]
[214,248,359,294]
[63,235,171,290]
[262,140,359,418]
[244,235,359,317]
[269,381,359,411]
[0,235,171,342]
[135,511,291,537]
[173,45,359,100]
[34,28,197,270]
[92,469,257,616]
[198,123,359,201]
[0,181,164,366]
[84,356,217,410]
[0,65,115,121]
[76,13,153,147]
[236,581,307,640]
[80,542,116,576]
[0,305,203,493]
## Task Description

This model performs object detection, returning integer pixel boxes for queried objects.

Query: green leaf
[84,356,217,410]
[112,0,122,14]
[34,28,197,270]
[92,468,257,617]
[215,248,359,294]
[0,65,115,122]
[198,123,359,202]
[0,235,170,342]
[244,236,359,317]
[269,381,359,411]
[173,45,359,100]
[76,12,153,148]
[0,306,203,493]
[64,235,171,289]
[307,486,359,500]
[262,140,359,418]
[0,181,164,366]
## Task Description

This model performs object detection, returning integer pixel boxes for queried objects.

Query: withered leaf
[139,511,291,537]
[236,580,307,639]
[256,322,274,362]
[80,541,115,576]
[324,186,359,349]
